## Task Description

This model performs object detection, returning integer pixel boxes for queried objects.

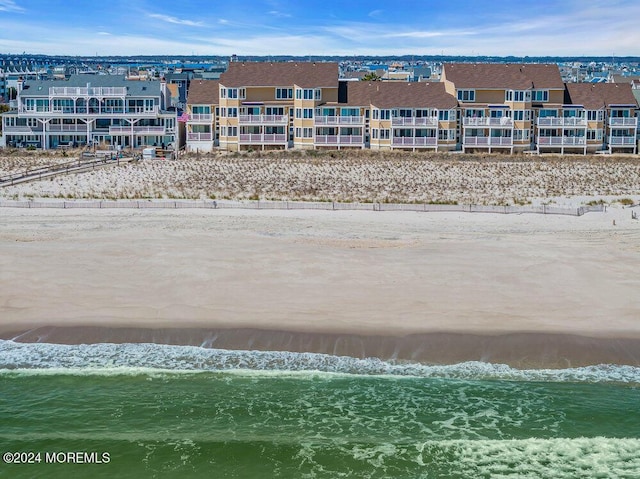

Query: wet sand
[1,207,640,368]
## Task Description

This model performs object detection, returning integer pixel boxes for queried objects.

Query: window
[266,107,285,115]
[372,109,379,120]
[457,90,475,102]
[380,129,390,139]
[276,88,293,99]
[228,107,238,117]
[226,88,238,99]
[380,110,390,120]
[505,90,531,102]
[610,109,630,118]
[372,129,379,139]
[228,126,237,137]
[315,89,322,101]
[438,110,449,121]
[219,107,226,117]
[538,109,558,118]
[303,127,313,138]
[513,129,530,141]
[532,90,549,102]
[587,129,603,140]
[295,88,314,100]
[587,110,604,121]
[511,110,531,121]
[399,109,413,118]
[438,129,455,140]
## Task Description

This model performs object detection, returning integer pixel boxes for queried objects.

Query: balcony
[238,115,288,125]
[18,106,160,117]
[463,136,513,146]
[608,136,636,145]
[391,117,438,127]
[537,137,586,146]
[392,137,437,147]
[49,86,127,97]
[2,125,43,133]
[238,133,287,144]
[189,114,212,123]
[537,117,587,127]
[463,117,513,127]
[187,132,213,141]
[109,126,166,135]
[609,118,637,127]
[314,116,364,126]
[48,124,88,132]
[314,135,364,146]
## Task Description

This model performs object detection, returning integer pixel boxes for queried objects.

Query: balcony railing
[463,117,514,127]
[109,126,166,134]
[314,135,363,145]
[48,124,88,132]
[49,86,127,97]
[189,114,212,122]
[314,116,364,125]
[238,115,288,125]
[187,132,213,141]
[463,136,513,146]
[537,137,586,146]
[608,136,636,145]
[537,117,587,127]
[391,117,438,127]
[2,125,43,133]
[609,118,637,127]
[392,137,438,146]
[238,133,287,144]
[18,106,160,116]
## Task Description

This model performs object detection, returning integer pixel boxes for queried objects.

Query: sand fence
[0,199,604,216]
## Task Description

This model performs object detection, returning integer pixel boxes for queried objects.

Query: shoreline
[2,207,639,370]
[2,326,640,369]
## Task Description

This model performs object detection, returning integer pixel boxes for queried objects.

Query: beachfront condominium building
[442,63,567,153]
[217,61,339,151]
[552,83,638,154]
[1,75,176,150]
[184,79,219,152]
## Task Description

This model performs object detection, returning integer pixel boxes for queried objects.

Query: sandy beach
[2,203,640,367]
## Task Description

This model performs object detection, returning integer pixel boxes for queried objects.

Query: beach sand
[2,206,640,367]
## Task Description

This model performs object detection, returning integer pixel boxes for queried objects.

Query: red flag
[177,112,190,122]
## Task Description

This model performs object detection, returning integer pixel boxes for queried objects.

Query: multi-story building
[217,61,338,151]
[177,62,640,156]
[562,83,637,154]
[1,75,176,149]
[442,63,566,153]
[184,79,219,152]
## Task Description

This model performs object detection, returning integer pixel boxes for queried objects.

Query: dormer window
[505,90,531,102]
[457,89,475,102]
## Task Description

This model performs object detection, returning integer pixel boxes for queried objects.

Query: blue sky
[1,0,639,57]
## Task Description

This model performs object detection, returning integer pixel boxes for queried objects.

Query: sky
[0,0,639,57]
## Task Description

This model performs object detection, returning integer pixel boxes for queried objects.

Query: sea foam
[1,340,639,384]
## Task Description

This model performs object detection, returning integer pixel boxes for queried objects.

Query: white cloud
[148,13,205,27]
[268,10,291,18]
[0,0,24,13]
[368,9,383,18]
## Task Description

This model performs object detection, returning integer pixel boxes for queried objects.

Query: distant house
[1,75,176,149]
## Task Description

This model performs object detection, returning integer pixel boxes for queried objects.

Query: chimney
[16,76,24,95]
[160,77,167,110]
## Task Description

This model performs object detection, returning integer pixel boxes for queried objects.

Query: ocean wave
[1,340,640,384]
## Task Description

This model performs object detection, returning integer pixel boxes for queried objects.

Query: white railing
[189,114,212,122]
[537,137,586,146]
[48,124,88,132]
[187,132,213,141]
[109,126,166,134]
[463,117,514,127]
[464,136,513,146]
[18,106,159,116]
[392,137,438,146]
[609,118,637,127]
[49,86,127,97]
[238,115,288,124]
[608,136,636,145]
[238,133,287,143]
[2,125,43,133]
[314,116,364,125]
[537,117,587,127]
[391,117,438,127]
[314,135,364,145]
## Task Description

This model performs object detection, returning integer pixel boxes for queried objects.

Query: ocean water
[1,341,640,478]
